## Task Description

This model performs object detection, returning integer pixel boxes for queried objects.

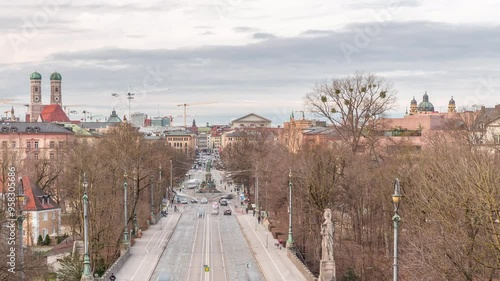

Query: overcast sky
[0,0,499,125]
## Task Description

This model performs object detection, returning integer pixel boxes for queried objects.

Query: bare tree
[306,72,397,154]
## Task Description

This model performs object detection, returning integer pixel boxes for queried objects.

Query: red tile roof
[20,176,59,211]
[39,104,70,122]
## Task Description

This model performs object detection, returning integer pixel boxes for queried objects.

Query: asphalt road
[150,197,263,280]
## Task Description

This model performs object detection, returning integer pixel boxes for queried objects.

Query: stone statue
[321,209,334,261]
[319,208,336,281]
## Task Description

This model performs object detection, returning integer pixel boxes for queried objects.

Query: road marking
[158,215,174,248]
[130,220,167,280]
[244,215,287,281]
[217,218,228,281]
[204,208,211,281]
[186,210,201,281]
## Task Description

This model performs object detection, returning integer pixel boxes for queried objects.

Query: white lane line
[217,218,228,281]
[130,228,162,280]
[186,212,200,281]
[204,209,211,281]
[244,215,287,281]
[158,215,174,248]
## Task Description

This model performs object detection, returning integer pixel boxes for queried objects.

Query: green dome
[30,72,42,80]
[50,72,62,80]
[417,92,434,112]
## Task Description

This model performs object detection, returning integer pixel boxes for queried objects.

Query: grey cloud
[2,21,500,125]
[301,30,333,36]
[253,33,276,40]
[233,26,259,33]
[345,0,421,9]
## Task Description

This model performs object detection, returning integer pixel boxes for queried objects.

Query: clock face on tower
[34,96,40,102]
[54,96,59,102]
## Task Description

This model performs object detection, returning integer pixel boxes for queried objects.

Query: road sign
[204,265,210,272]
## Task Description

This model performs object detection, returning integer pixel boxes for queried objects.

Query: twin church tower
[29,71,62,122]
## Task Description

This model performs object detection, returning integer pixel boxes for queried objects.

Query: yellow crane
[176,102,217,127]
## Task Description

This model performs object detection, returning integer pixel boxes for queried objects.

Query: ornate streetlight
[82,174,92,279]
[123,173,130,250]
[150,175,155,224]
[286,169,295,250]
[392,178,402,281]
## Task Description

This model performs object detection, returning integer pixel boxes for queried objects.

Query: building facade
[19,176,62,246]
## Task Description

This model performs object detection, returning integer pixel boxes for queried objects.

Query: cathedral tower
[409,96,417,114]
[29,71,43,122]
[448,96,456,113]
[50,71,62,105]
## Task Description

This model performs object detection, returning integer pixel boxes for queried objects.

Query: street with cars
[117,152,305,281]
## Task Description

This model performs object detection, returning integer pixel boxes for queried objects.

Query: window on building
[59,141,64,148]
[55,88,58,93]
[11,141,16,148]
[26,141,31,149]
[52,227,56,234]
[43,213,48,221]
[52,212,56,219]
[494,135,500,145]
[50,152,55,160]
[42,228,47,240]
[1,141,6,148]
[49,141,55,148]
[34,152,39,160]
[34,141,39,149]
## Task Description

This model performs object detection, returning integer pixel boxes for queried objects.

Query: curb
[236,214,268,281]
[148,212,184,280]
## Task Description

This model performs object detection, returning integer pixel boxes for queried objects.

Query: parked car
[200,197,208,204]
[211,208,219,215]
[220,199,228,206]
[224,209,232,215]
[180,199,188,204]
[191,198,198,203]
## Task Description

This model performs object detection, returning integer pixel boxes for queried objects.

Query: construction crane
[176,102,217,127]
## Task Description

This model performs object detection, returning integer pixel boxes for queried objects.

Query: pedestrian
[246,208,248,214]
[258,216,261,224]
[110,273,116,281]
[253,209,255,217]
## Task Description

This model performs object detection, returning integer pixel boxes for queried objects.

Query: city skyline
[1,0,500,126]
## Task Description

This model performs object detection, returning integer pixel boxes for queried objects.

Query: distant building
[0,122,73,162]
[131,112,147,127]
[150,116,171,127]
[28,71,65,122]
[165,131,195,154]
[230,113,272,128]
[18,176,62,246]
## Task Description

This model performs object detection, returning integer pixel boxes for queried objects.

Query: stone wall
[287,249,318,281]
[94,248,130,281]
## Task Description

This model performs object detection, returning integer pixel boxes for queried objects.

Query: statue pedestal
[319,260,336,281]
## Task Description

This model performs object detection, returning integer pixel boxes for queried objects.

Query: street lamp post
[123,173,130,250]
[170,159,173,200]
[255,175,259,230]
[286,169,294,250]
[150,175,155,224]
[392,178,402,281]
[82,174,92,279]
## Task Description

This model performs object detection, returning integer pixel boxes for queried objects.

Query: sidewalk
[235,208,308,281]
[114,211,182,281]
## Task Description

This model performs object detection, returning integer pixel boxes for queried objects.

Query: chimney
[25,113,30,122]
